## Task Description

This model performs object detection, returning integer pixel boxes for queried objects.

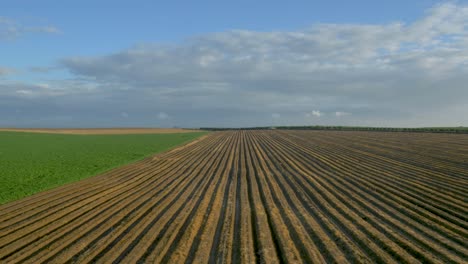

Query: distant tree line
[200,127,272,131]
[200,126,468,134]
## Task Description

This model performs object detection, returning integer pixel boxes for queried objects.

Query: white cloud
[335,111,352,117]
[36,83,51,89]
[157,112,169,120]
[272,113,281,119]
[0,17,60,40]
[1,80,98,98]
[306,110,323,117]
[32,26,61,34]
[16,90,33,96]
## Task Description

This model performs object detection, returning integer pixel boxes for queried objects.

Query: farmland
[0,131,206,204]
[0,130,467,263]
[0,128,201,135]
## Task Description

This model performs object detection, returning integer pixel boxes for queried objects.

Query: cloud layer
[2,3,468,127]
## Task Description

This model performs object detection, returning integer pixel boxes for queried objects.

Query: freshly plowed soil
[0,130,467,263]
[0,128,200,134]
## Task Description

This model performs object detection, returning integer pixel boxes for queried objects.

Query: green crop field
[0,131,206,204]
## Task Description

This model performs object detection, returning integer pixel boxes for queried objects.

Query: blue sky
[1,1,468,127]
[2,1,443,61]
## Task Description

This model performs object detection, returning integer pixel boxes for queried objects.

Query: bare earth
[0,128,200,134]
[0,130,467,263]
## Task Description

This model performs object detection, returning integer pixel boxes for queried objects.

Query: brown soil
[0,131,467,263]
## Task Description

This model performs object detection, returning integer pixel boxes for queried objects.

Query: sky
[1,0,468,128]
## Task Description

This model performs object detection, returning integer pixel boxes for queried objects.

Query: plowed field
[1,130,467,263]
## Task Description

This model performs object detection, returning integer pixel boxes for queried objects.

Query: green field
[0,131,206,204]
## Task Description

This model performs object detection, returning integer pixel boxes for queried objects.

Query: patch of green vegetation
[0,131,206,204]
